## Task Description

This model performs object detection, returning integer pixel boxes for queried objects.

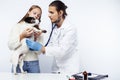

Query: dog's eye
[31,20,35,23]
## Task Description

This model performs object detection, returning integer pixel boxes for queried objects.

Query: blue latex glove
[26,38,42,51]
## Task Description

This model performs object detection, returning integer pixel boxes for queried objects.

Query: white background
[0,0,120,80]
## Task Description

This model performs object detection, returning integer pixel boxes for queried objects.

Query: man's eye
[49,11,54,14]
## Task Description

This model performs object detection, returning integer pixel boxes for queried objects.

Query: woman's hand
[34,31,42,41]
[20,28,34,41]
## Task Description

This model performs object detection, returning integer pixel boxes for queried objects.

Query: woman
[8,5,43,74]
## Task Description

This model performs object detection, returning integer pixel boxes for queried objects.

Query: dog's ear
[24,17,35,23]
[34,25,40,30]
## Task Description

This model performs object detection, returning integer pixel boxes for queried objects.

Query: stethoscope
[45,23,56,46]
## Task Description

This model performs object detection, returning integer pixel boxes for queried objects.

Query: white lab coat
[45,18,80,74]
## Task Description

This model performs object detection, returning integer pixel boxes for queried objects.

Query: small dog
[24,17,47,33]
[10,17,46,75]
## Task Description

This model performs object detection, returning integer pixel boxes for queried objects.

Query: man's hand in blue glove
[26,38,43,51]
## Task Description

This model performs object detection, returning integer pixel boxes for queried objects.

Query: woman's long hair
[18,5,42,23]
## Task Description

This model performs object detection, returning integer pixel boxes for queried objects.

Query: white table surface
[0,72,69,80]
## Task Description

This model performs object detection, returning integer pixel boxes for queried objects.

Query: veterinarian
[8,5,43,73]
[41,0,80,74]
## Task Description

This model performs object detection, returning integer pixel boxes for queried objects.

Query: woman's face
[28,8,41,20]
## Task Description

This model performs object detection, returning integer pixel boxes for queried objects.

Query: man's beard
[54,17,61,24]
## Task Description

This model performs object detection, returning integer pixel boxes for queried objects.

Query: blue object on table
[26,38,42,51]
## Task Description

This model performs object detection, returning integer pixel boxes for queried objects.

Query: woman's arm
[8,24,22,50]
[8,24,34,50]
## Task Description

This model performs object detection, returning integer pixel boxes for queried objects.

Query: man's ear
[59,10,63,17]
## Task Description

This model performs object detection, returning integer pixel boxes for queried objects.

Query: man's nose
[48,13,51,18]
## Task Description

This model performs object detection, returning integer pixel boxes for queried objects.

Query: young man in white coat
[41,0,80,74]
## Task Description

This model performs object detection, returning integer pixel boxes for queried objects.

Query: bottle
[83,71,88,80]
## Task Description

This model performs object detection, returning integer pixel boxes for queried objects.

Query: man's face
[48,6,59,23]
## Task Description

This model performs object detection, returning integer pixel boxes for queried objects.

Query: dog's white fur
[10,19,42,75]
